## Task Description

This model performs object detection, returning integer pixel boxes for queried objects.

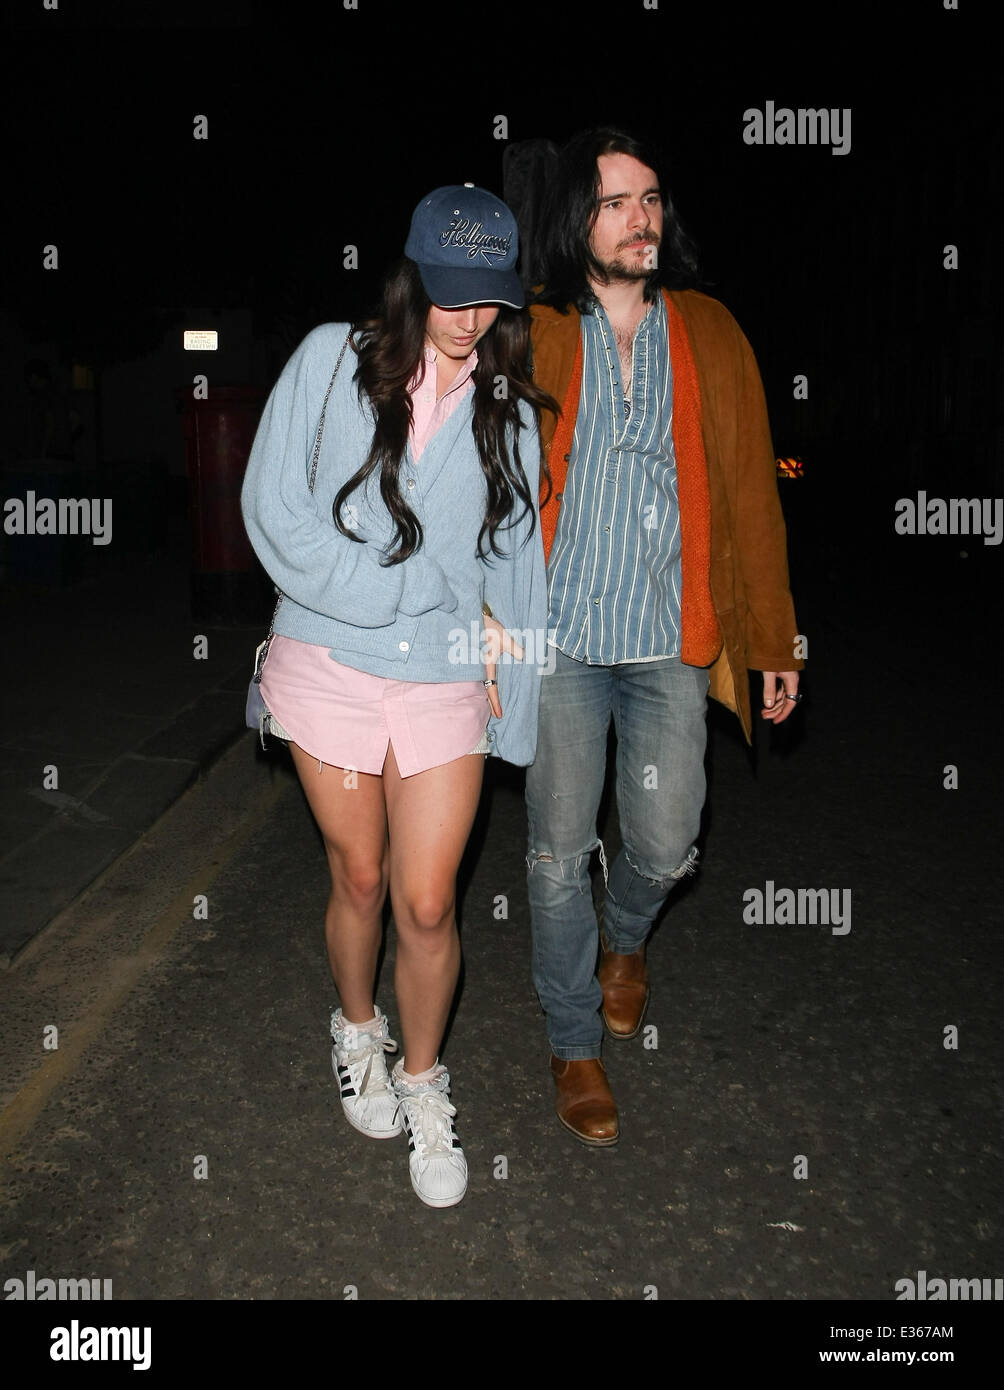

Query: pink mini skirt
[258,635,490,777]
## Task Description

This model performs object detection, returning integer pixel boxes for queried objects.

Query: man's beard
[594,235,660,284]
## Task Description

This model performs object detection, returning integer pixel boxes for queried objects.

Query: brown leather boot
[598,937,650,1039]
[550,1056,619,1145]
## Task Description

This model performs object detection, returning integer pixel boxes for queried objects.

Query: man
[526,128,803,1144]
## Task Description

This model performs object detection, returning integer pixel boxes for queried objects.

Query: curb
[0,662,252,968]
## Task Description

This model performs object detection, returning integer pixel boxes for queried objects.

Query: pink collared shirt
[409,345,477,460]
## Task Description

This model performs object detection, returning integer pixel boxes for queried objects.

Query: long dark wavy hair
[334,258,556,565]
[533,127,702,313]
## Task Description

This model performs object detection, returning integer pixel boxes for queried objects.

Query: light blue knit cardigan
[240,323,547,766]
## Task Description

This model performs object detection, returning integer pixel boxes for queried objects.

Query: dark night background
[3,1,999,605]
[4,2,998,540]
[1,0,1001,1335]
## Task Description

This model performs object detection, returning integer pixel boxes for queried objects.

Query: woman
[241,184,554,1208]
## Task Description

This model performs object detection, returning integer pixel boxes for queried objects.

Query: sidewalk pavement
[0,520,264,966]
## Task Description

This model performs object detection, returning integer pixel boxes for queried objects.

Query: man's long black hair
[533,127,702,312]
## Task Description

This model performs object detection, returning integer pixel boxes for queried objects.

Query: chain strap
[308,331,350,495]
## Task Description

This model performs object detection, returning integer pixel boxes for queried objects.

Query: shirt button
[593,598,600,605]
[604,525,610,532]
[399,641,410,652]
[406,479,415,489]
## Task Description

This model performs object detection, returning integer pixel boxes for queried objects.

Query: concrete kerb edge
[1,667,252,970]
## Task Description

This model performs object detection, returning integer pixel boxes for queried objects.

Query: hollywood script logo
[439,217,512,265]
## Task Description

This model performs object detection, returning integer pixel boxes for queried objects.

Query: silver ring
[784,692,802,703]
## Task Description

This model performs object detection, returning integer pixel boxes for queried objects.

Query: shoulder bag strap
[307,330,351,495]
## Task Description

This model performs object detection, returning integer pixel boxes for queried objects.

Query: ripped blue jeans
[526,647,710,1059]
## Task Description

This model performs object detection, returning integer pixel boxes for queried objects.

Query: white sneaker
[391,1061,468,1209]
[330,1008,402,1139]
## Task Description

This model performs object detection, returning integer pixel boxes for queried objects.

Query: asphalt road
[2,550,1000,1304]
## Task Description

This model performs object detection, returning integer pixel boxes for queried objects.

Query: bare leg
[381,742,485,1074]
[288,743,389,1022]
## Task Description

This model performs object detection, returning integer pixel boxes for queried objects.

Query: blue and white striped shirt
[547,295,683,664]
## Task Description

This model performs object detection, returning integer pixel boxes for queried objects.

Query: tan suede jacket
[530,288,803,743]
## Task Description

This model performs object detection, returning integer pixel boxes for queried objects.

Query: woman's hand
[482,610,524,718]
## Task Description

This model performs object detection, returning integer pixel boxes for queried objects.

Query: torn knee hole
[626,844,700,886]
[627,859,671,888]
[671,846,701,879]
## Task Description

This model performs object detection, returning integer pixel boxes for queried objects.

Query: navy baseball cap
[405,183,524,309]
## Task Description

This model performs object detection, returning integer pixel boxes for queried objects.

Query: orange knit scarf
[538,290,719,666]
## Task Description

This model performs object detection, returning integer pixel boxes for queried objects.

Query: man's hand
[482,612,524,719]
[761,670,802,724]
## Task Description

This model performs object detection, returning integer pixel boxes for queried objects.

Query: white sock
[341,1011,380,1029]
[399,1061,444,1084]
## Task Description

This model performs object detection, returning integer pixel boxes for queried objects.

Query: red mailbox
[176,385,270,624]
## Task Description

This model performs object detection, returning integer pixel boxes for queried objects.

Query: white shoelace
[397,1089,458,1157]
[335,1030,399,1097]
